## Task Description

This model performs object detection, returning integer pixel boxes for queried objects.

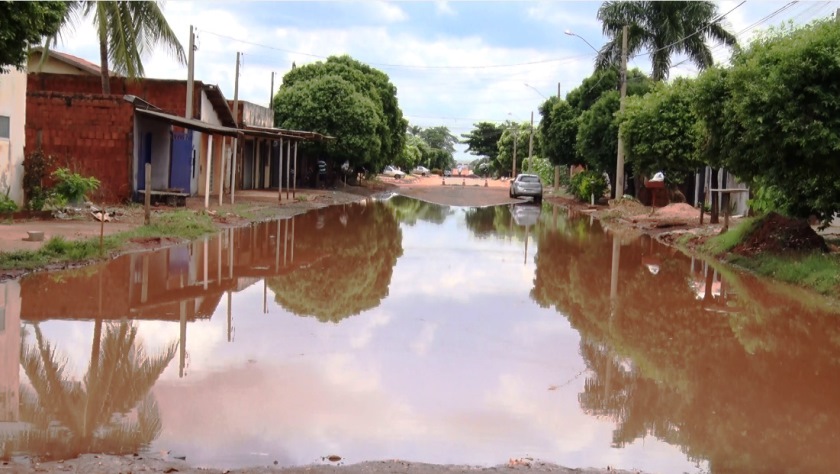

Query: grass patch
[0,210,217,271]
[702,216,759,255]
[675,232,700,248]
[727,252,840,296]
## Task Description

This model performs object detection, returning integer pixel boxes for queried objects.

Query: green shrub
[570,170,608,202]
[0,191,17,214]
[50,168,100,206]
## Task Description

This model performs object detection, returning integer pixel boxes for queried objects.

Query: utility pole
[527,111,534,173]
[614,24,629,199]
[185,25,195,119]
[557,82,561,98]
[269,71,276,127]
[512,127,518,178]
[231,51,240,204]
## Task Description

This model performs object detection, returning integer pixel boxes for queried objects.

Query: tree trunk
[99,33,110,94]
[710,167,719,224]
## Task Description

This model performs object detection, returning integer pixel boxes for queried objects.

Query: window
[0,115,9,139]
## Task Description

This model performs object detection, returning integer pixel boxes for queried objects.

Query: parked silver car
[383,165,405,179]
[412,165,431,176]
[509,174,543,202]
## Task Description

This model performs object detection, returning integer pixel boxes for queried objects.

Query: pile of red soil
[732,212,828,255]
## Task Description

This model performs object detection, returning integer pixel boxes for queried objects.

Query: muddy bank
[6,454,640,474]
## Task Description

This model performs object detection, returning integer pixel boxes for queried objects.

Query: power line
[198,28,592,71]
[669,1,804,70]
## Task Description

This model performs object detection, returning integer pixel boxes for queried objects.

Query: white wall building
[0,69,27,207]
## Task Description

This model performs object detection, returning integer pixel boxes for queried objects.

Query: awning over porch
[134,107,243,138]
[242,124,334,142]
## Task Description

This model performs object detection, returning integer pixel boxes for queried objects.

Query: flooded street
[2,197,840,472]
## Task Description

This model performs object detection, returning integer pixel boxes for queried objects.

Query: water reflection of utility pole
[217,232,222,285]
[227,291,232,342]
[228,228,234,280]
[606,233,622,398]
[291,216,295,263]
[275,219,281,272]
[203,238,209,290]
[179,300,187,377]
[283,218,288,266]
[141,254,149,304]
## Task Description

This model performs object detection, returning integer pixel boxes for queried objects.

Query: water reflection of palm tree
[11,321,176,459]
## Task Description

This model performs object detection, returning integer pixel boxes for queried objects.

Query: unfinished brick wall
[28,73,203,118]
[25,91,134,203]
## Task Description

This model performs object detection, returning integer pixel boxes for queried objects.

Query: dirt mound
[733,212,828,255]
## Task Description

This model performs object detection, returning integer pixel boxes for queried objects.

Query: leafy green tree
[566,68,620,114]
[620,78,704,184]
[276,75,381,171]
[419,126,457,153]
[576,91,620,176]
[50,1,185,94]
[596,1,737,81]
[496,121,530,177]
[461,122,504,163]
[538,97,579,167]
[0,2,66,73]
[397,134,428,171]
[277,56,406,174]
[574,69,653,194]
[699,20,840,224]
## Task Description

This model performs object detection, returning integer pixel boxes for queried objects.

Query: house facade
[0,69,27,206]
[26,73,234,203]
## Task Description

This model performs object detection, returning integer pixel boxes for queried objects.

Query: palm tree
[49,1,185,94]
[596,1,737,81]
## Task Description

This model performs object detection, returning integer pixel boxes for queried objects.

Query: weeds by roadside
[0,210,216,271]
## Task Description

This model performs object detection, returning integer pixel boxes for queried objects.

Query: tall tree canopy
[620,78,704,184]
[538,96,579,167]
[696,20,840,224]
[596,1,737,81]
[496,121,530,177]
[461,122,504,163]
[0,2,66,73]
[51,1,185,94]
[276,55,406,173]
[574,68,653,188]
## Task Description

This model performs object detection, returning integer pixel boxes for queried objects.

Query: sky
[52,0,838,163]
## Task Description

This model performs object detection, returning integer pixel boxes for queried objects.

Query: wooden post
[231,137,238,204]
[99,204,105,254]
[285,139,291,200]
[144,163,151,225]
[278,138,284,201]
[293,141,298,198]
[204,134,213,209]
[219,137,226,206]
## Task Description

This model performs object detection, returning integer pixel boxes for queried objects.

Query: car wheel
[509,189,515,198]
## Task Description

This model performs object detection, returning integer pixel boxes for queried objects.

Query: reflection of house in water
[18,216,315,377]
[0,281,21,425]
[687,258,738,313]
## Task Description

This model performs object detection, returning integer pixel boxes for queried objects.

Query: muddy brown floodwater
[1,195,839,473]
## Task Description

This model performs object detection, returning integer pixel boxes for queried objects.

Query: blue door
[170,130,192,192]
[137,132,152,193]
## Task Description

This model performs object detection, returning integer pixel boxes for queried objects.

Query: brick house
[26,73,236,203]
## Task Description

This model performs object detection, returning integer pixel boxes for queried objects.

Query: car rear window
[520,176,540,183]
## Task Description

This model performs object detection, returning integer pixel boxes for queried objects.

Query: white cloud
[435,1,456,17]
[410,321,438,356]
[368,1,408,23]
